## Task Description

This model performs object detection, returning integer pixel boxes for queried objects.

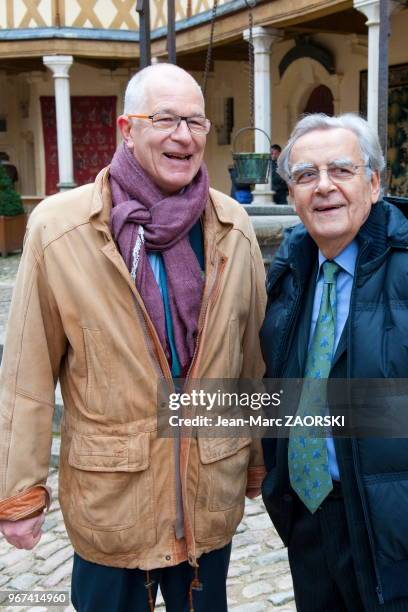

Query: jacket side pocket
[67,431,156,554]
[194,438,251,542]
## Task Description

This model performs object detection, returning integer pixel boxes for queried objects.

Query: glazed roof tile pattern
[0,0,231,32]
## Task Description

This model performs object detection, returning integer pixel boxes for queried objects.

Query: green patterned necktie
[288,260,340,513]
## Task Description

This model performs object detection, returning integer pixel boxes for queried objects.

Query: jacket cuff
[0,485,52,521]
[246,465,267,490]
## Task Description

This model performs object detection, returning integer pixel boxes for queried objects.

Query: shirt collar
[318,239,358,277]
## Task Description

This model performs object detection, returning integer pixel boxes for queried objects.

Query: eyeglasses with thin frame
[127,113,211,135]
[289,163,370,188]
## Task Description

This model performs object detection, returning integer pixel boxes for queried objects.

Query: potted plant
[0,163,27,257]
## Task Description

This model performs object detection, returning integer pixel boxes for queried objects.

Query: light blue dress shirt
[309,240,358,480]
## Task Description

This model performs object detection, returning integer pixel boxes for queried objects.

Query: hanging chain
[248,10,255,129]
[202,0,218,98]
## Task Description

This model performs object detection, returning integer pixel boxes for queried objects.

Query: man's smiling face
[119,72,206,194]
[288,127,381,258]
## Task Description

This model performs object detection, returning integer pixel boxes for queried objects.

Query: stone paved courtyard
[0,253,20,347]
[0,254,295,611]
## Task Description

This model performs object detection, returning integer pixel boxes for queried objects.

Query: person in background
[270,144,288,204]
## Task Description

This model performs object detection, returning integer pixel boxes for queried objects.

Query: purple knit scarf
[109,143,209,374]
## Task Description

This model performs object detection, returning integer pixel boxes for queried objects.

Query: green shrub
[0,164,24,216]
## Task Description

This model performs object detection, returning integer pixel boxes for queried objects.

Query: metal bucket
[232,127,271,184]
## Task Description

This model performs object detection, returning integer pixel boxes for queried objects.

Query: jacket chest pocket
[83,328,112,415]
[67,432,156,553]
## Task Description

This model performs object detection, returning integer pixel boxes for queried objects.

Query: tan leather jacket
[0,168,266,570]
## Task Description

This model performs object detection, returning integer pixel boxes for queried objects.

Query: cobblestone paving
[0,256,296,611]
[0,284,13,346]
[0,253,21,284]
[0,253,20,346]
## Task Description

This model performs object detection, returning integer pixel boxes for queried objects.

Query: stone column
[26,71,47,195]
[353,0,380,131]
[43,55,76,191]
[243,27,283,205]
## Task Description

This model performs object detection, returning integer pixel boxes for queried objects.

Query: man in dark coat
[270,144,288,204]
[261,113,408,611]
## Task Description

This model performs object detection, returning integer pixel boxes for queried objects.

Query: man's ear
[370,169,381,203]
[117,115,134,150]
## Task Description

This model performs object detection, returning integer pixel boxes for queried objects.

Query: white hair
[278,113,385,185]
[123,63,204,114]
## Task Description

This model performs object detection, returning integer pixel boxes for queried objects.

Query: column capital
[43,55,74,78]
[354,0,399,22]
[353,0,380,25]
[243,27,283,53]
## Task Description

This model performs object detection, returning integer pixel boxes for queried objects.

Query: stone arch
[279,40,335,78]
[279,57,342,135]
[303,84,334,115]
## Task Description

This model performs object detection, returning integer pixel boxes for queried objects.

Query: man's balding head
[124,63,204,115]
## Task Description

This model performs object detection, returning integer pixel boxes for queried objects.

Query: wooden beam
[72,0,103,28]
[110,0,138,29]
[0,38,140,60]
[20,0,47,28]
[6,0,14,28]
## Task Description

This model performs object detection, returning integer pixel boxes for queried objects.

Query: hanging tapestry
[40,96,117,195]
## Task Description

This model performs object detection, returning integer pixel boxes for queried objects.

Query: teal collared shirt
[147,220,204,378]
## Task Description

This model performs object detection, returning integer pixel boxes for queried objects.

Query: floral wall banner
[360,64,408,196]
[40,96,117,195]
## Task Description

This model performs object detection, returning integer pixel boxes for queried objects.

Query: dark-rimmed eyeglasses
[127,113,211,135]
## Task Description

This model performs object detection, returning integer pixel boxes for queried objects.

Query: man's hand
[0,513,45,550]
